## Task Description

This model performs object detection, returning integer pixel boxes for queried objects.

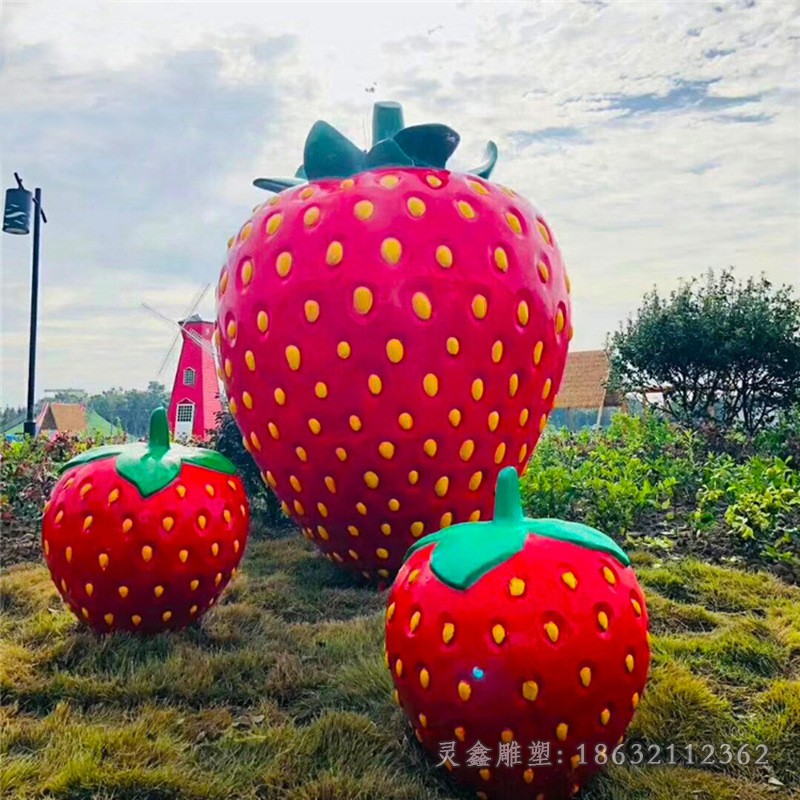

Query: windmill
[141,284,223,440]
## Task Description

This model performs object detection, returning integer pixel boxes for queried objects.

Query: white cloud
[1,0,797,406]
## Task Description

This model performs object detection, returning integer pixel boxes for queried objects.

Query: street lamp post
[3,173,47,437]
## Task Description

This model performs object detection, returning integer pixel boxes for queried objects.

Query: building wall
[167,321,221,440]
[549,406,621,431]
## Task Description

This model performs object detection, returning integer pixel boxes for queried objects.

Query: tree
[87,382,170,437]
[0,406,25,430]
[608,269,800,435]
[48,389,88,404]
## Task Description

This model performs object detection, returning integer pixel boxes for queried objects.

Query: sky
[1,0,798,407]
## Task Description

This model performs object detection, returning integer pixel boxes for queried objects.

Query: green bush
[521,413,799,576]
[754,405,800,463]
[521,413,704,535]
[695,455,799,565]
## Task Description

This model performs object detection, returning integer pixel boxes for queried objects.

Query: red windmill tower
[142,286,223,440]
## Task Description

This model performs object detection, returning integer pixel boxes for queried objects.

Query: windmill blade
[183,283,211,319]
[142,300,214,350]
[141,299,215,376]
[156,333,181,377]
[141,301,179,329]
[140,298,217,388]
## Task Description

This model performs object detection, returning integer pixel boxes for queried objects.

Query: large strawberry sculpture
[216,101,572,578]
[41,408,249,634]
[386,468,650,800]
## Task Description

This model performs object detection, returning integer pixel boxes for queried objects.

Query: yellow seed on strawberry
[407,197,426,217]
[562,572,578,590]
[354,286,373,314]
[545,622,560,642]
[506,212,522,234]
[471,294,488,319]
[381,237,402,264]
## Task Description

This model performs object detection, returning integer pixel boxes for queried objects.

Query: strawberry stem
[494,467,524,523]
[372,101,405,147]
[148,407,171,453]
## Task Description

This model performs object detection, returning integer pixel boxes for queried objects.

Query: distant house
[2,403,123,439]
[549,350,623,431]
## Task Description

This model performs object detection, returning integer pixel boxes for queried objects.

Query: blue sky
[1,0,798,406]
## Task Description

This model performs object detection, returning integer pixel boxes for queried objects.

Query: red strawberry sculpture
[386,468,650,800]
[216,101,572,578]
[41,408,249,634]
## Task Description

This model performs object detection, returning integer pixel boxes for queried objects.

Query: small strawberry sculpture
[217,101,572,578]
[386,468,650,800]
[41,408,249,634]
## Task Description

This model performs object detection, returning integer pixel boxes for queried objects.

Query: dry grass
[1,531,798,800]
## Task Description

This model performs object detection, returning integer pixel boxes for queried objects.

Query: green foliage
[754,405,800,464]
[521,414,703,535]
[609,269,800,434]
[695,455,799,565]
[86,382,170,437]
[208,412,285,530]
[521,414,800,576]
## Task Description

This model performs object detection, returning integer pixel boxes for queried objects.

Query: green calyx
[253,101,499,193]
[61,407,237,497]
[404,467,631,591]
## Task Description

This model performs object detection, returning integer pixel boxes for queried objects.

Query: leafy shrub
[521,413,799,577]
[754,405,800,464]
[1,433,121,539]
[521,413,704,535]
[208,412,285,530]
[695,455,799,565]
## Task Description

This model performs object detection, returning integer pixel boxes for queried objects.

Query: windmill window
[183,368,196,386]
[176,403,194,423]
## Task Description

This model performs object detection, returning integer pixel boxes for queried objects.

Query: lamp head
[3,186,32,235]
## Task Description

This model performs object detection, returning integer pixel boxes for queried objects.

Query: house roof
[554,350,620,411]
[179,314,213,325]
[4,403,123,438]
[39,403,87,433]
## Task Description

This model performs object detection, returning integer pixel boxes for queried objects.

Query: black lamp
[3,173,46,437]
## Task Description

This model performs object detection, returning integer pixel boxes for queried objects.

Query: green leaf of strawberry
[62,408,236,498]
[406,467,630,590]
[254,101,497,189]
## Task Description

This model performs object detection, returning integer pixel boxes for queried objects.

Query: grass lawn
[1,527,798,800]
